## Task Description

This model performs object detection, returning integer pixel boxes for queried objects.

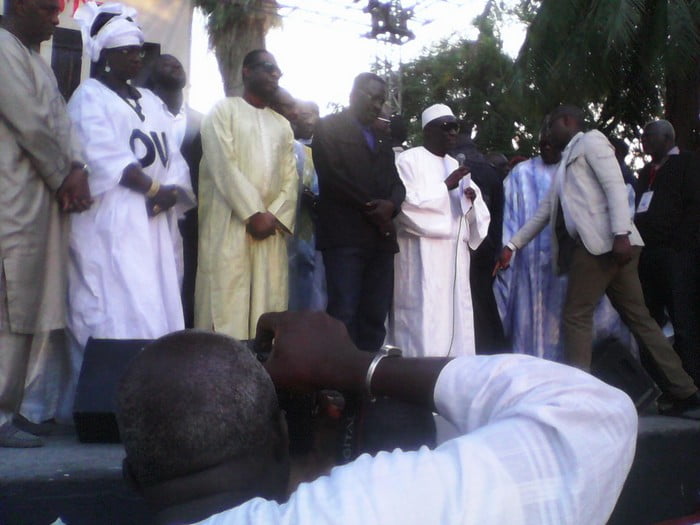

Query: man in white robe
[196,50,297,339]
[387,104,490,357]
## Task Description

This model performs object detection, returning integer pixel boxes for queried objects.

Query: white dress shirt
[196,354,637,525]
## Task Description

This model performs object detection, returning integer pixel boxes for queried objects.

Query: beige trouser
[563,245,697,399]
[1,265,68,427]
[0,328,33,427]
[0,327,70,428]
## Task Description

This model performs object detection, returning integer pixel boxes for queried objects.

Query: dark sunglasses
[250,61,282,76]
[439,121,459,132]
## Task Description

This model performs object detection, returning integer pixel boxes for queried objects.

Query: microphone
[455,153,466,167]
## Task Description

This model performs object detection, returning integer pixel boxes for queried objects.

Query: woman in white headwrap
[65,2,195,354]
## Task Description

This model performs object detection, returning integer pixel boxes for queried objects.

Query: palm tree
[192,0,281,96]
[515,0,700,149]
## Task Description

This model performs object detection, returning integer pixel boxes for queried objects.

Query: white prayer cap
[421,104,456,129]
[74,2,144,63]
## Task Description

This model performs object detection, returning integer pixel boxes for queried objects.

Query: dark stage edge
[0,415,698,525]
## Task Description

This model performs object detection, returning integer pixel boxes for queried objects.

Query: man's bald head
[3,0,61,47]
[487,152,510,179]
[294,100,319,140]
[548,105,586,150]
[642,119,676,161]
[117,330,284,491]
[143,54,187,114]
[271,87,299,124]
[644,119,675,142]
[147,54,187,90]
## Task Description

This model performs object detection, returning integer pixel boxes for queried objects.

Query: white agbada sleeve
[67,80,141,197]
[395,148,454,238]
[197,354,637,525]
[459,177,491,250]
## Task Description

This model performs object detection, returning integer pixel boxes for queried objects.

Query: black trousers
[470,253,506,354]
[323,246,394,352]
[638,245,700,386]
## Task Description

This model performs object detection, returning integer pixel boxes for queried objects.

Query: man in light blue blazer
[494,105,699,417]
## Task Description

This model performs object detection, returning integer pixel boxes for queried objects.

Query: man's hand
[365,199,396,238]
[147,185,178,217]
[444,166,470,190]
[301,187,318,212]
[57,165,92,212]
[255,311,370,393]
[612,234,633,266]
[464,187,477,201]
[257,311,451,410]
[246,211,278,240]
[364,199,395,225]
[492,246,514,276]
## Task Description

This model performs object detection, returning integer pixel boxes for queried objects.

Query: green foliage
[515,0,700,147]
[191,0,280,49]
[506,0,541,24]
[401,15,539,155]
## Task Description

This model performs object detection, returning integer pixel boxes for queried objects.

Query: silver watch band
[365,345,402,398]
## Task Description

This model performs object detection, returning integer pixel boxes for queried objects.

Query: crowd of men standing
[1,0,699,451]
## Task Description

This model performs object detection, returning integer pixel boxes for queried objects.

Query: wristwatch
[365,344,402,399]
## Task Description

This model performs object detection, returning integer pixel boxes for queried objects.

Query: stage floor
[0,416,698,525]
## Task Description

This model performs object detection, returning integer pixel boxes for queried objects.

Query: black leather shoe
[660,391,700,420]
[12,414,55,436]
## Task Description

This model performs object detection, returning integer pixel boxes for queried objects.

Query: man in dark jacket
[312,73,405,351]
[450,133,506,354]
[636,119,700,385]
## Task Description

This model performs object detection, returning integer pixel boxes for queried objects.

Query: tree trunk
[214,19,267,97]
[197,0,280,97]
[665,59,700,152]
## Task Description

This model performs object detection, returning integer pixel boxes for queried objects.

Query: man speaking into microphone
[385,104,491,357]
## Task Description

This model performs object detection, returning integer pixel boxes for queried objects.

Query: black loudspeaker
[73,338,152,443]
[591,337,661,411]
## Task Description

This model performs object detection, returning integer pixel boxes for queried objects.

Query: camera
[242,339,437,462]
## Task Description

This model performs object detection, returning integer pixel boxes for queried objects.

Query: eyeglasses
[117,47,146,59]
[356,87,386,105]
[250,61,282,76]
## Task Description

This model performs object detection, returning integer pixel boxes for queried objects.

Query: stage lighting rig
[362,0,415,45]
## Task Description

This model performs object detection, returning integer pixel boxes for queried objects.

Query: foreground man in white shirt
[117,311,637,525]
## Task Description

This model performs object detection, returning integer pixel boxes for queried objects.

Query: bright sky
[188,0,526,116]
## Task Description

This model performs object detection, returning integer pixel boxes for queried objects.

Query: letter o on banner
[130,129,156,168]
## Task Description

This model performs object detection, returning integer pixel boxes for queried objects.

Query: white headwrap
[74,2,144,63]
[421,103,455,129]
